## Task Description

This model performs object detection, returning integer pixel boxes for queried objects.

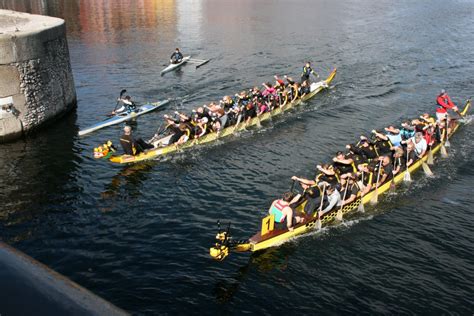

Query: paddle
[370,160,383,205]
[444,115,451,148]
[315,183,327,230]
[336,180,349,221]
[357,195,365,213]
[232,109,243,133]
[440,127,448,158]
[403,148,412,182]
[427,144,434,165]
[111,89,127,115]
[389,158,397,192]
[421,159,434,177]
[290,179,296,193]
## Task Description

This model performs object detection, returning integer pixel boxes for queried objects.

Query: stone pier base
[0,10,77,143]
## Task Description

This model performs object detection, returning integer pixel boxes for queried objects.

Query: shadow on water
[100,162,155,204]
[0,111,80,231]
[214,245,295,305]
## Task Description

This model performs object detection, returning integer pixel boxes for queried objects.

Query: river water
[1,0,473,314]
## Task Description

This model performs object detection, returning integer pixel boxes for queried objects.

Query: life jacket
[127,102,137,113]
[301,66,312,78]
[269,200,287,223]
[436,93,455,113]
[359,166,374,187]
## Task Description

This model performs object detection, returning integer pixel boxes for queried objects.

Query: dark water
[1,0,474,314]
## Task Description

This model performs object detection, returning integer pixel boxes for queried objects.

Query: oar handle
[290,180,296,192]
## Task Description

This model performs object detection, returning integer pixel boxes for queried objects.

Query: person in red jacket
[436,89,461,122]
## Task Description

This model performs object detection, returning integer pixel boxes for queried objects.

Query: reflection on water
[100,162,154,204]
[213,246,293,304]
[0,112,79,228]
[1,0,178,44]
[1,0,474,314]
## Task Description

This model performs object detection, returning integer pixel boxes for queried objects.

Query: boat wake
[271,214,375,249]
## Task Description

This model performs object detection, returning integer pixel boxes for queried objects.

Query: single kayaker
[436,89,462,122]
[268,192,304,231]
[170,48,183,64]
[113,95,137,115]
[120,125,154,156]
[301,62,318,82]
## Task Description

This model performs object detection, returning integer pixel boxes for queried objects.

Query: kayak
[209,99,471,261]
[106,68,337,164]
[78,100,170,136]
[160,56,191,76]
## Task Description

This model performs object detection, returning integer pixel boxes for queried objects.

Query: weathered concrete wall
[0,9,76,143]
[0,241,128,315]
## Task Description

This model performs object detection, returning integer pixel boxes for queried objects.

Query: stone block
[0,115,23,142]
[0,65,20,97]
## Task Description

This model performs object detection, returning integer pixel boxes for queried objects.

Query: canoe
[107,68,337,164]
[78,100,170,136]
[209,99,471,261]
[160,56,191,76]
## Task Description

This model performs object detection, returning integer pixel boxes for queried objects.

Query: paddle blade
[427,150,434,165]
[370,188,379,205]
[444,139,451,148]
[440,144,448,158]
[357,201,365,213]
[389,181,396,192]
[403,170,412,182]
[422,162,434,177]
[315,217,322,230]
[335,208,343,221]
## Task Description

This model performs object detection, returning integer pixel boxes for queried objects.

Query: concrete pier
[0,241,127,315]
[0,10,76,142]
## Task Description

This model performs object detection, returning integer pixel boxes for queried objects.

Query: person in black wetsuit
[170,48,183,64]
[120,126,154,156]
[301,62,318,83]
[290,175,322,216]
[113,95,137,115]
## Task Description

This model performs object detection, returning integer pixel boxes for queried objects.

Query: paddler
[113,95,137,115]
[301,62,319,83]
[170,48,183,64]
[120,125,153,156]
[319,185,341,216]
[346,136,378,163]
[332,151,357,178]
[436,89,462,122]
[409,132,428,158]
[357,163,375,196]
[268,192,304,231]
[299,80,311,97]
[340,173,360,206]
[291,176,322,215]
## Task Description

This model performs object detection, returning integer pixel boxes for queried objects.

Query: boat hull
[160,56,191,75]
[109,68,337,164]
[79,100,170,136]
[232,100,471,254]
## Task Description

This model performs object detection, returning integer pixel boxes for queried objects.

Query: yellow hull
[239,100,471,253]
[109,68,337,164]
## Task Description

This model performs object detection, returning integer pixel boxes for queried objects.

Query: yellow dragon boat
[106,68,337,164]
[209,99,471,261]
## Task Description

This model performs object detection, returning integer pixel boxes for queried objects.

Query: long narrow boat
[106,68,337,164]
[209,100,471,261]
[79,100,170,136]
[160,56,191,76]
